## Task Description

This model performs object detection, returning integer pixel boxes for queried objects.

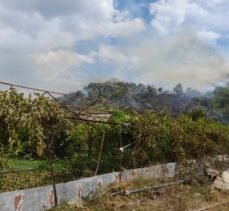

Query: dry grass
[49,177,229,211]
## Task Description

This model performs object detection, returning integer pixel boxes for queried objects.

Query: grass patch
[7,158,46,170]
[0,158,76,192]
[3,157,67,172]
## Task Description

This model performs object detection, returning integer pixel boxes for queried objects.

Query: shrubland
[0,88,228,191]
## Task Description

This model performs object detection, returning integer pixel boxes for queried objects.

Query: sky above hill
[0,0,228,93]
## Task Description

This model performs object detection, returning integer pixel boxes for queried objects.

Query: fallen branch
[112,179,187,196]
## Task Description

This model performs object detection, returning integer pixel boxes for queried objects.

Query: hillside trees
[212,85,229,122]
[62,82,192,116]
[173,83,184,96]
[193,83,229,123]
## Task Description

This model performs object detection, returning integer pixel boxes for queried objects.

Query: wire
[0,80,68,95]
[0,80,130,126]
[69,116,129,126]
[44,91,125,125]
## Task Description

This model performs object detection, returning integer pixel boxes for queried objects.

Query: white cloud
[150,0,208,35]
[96,45,128,63]
[36,50,94,75]
[101,18,145,37]
[200,0,223,7]
[150,0,228,41]
[34,50,95,91]
[95,45,138,68]
[0,0,115,20]
[0,0,228,93]
[0,0,145,42]
[197,29,222,40]
[0,0,145,92]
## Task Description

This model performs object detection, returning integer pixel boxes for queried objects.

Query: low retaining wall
[0,162,177,211]
[2,154,228,211]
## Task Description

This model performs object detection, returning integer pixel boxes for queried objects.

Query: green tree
[173,83,184,96]
[213,85,229,119]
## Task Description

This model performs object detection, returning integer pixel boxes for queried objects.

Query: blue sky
[0,0,228,92]
[115,0,154,21]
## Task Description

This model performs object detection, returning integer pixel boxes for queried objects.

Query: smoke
[122,29,229,90]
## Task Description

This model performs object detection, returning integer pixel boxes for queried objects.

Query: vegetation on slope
[61,81,229,123]
[0,88,228,191]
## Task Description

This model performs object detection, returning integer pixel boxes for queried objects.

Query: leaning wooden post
[48,137,58,207]
[94,131,105,176]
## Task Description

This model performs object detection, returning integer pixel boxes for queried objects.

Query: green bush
[0,88,228,180]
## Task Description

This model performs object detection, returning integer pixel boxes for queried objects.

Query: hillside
[62,82,199,115]
[61,81,229,123]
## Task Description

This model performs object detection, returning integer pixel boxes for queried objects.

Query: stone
[205,168,219,180]
[221,169,229,183]
[213,176,229,191]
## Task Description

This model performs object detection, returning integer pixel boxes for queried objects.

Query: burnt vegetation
[62,81,229,123]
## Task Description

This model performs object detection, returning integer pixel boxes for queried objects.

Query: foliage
[188,107,207,121]
[0,88,228,192]
[62,81,229,123]
[0,144,8,188]
[67,108,229,173]
[0,88,73,158]
[193,83,229,123]
[212,85,229,121]
[0,145,8,170]
[62,81,191,116]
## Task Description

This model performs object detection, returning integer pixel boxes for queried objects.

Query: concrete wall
[0,162,176,211]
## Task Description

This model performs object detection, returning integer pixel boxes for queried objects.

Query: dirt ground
[50,177,229,211]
